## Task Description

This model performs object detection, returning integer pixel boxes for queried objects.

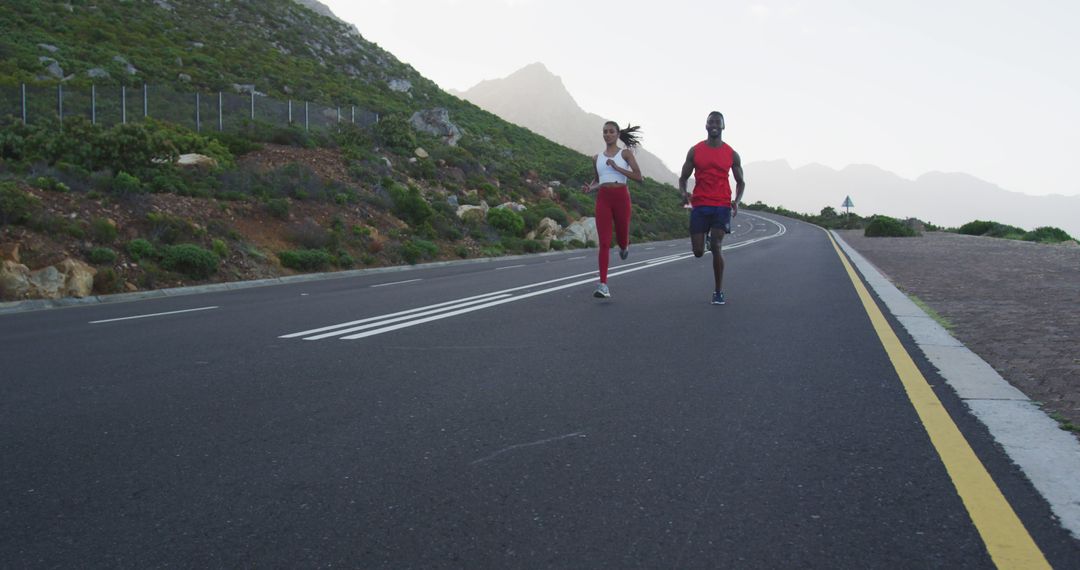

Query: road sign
[842,196,854,208]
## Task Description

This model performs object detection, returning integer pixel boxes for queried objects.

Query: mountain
[454,63,680,186]
[745,160,1080,237]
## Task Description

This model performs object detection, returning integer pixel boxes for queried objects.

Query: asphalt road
[2,212,1078,568]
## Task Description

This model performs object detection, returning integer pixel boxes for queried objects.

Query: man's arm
[678,147,695,205]
[731,150,745,214]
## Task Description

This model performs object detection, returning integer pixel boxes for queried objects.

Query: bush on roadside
[89,247,118,265]
[160,244,219,279]
[864,216,917,237]
[0,182,39,225]
[958,220,1024,238]
[279,248,333,272]
[1022,226,1074,244]
[487,207,525,237]
[127,238,155,261]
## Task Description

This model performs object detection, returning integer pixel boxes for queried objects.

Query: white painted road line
[567,256,587,260]
[371,279,422,288]
[282,219,788,342]
[495,264,526,271]
[303,294,514,340]
[279,291,511,338]
[338,257,693,340]
[89,306,219,324]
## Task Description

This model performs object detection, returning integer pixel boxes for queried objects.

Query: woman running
[582,121,643,298]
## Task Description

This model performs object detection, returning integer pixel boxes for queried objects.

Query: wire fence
[0,83,379,133]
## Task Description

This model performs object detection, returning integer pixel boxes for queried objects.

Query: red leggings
[594,184,631,283]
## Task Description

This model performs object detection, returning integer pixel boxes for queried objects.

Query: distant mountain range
[455,63,1080,237]
[453,63,680,186]
[746,160,1080,237]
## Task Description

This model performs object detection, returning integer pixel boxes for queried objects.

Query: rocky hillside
[0,0,687,303]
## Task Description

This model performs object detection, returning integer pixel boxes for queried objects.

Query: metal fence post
[288,100,292,124]
[337,106,340,124]
[351,105,355,124]
[91,84,96,125]
[250,91,254,121]
[218,92,223,131]
[21,83,26,125]
[196,92,201,132]
[58,83,63,127]
[143,83,148,118]
[122,85,127,124]
[375,112,379,124]
[304,101,309,131]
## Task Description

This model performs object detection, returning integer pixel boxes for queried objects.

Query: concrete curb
[832,230,1080,540]
[0,247,583,316]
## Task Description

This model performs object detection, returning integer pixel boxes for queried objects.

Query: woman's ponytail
[605,121,643,148]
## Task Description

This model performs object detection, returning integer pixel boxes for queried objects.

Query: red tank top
[691,141,734,207]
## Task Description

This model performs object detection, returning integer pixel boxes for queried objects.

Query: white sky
[324,0,1080,197]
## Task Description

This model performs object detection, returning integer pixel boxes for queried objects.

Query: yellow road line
[827,232,1050,569]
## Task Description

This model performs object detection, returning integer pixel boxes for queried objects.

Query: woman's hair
[605,121,643,148]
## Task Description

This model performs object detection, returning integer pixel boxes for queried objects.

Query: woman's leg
[612,186,631,252]
[594,188,614,283]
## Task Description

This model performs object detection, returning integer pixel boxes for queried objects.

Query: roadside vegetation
[745,202,1075,243]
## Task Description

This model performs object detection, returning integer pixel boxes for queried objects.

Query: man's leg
[691,232,707,257]
[710,230,725,291]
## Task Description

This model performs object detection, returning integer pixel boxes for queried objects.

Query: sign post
[842,196,855,227]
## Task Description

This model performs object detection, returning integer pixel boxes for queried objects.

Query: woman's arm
[615,149,644,182]
[582,155,600,193]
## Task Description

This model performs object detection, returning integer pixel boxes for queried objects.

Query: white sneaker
[593,283,610,298]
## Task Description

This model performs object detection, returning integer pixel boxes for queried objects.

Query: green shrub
[146,212,195,244]
[373,115,416,154]
[487,207,525,236]
[550,240,566,251]
[864,216,916,237]
[267,198,290,219]
[112,171,143,195]
[0,182,39,225]
[160,244,219,279]
[89,247,118,265]
[540,206,569,227]
[279,249,333,272]
[127,238,155,261]
[523,239,546,253]
[336,252,354,268]
[399,238,439,264]
[91,218,119,243]
[212,239,229,259]
[1022,226,1074,244]
[958,220,1024,238]
[32,176,69,193]
[389,183,433,225]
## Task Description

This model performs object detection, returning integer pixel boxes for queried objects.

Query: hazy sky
[324,0,1079,197]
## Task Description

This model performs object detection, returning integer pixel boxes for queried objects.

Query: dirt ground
[836,229,1080,434]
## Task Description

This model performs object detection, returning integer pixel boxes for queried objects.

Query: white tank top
[596,150,630,184]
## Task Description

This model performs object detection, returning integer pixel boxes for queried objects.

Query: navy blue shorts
[689,206,732,235]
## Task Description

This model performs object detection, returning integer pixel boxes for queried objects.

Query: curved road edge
[831,229,1080,542]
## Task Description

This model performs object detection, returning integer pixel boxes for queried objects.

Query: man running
[678,111,746,305]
